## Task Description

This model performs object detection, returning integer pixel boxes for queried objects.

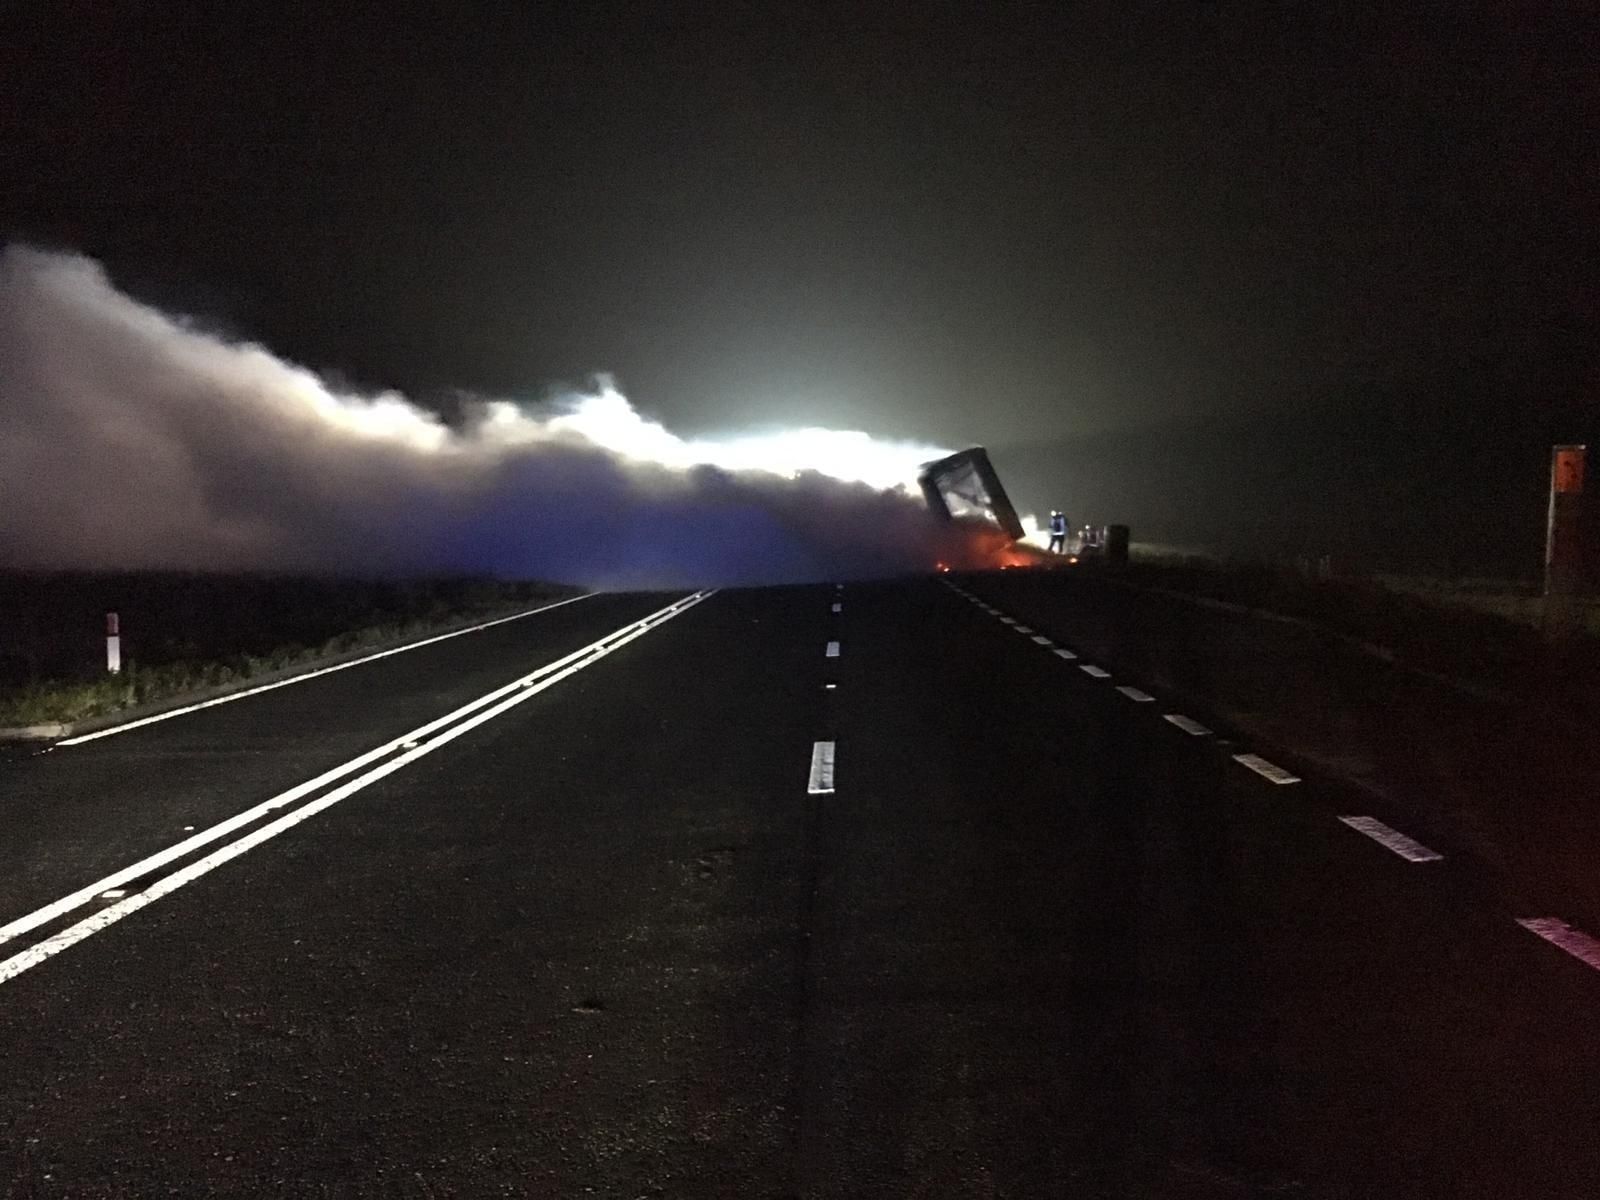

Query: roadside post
[105,611,122,675]
[1543,444,1586,639]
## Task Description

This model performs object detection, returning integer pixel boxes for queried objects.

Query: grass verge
[0,575,577,730]
[1120,552,1600,719]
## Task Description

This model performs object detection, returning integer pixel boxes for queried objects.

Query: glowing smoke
[0,246,1005,587]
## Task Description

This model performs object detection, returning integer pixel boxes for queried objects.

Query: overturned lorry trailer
[917,447,1026,542]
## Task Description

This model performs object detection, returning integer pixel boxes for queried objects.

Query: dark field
[0,571,573,726]
[1116,556,1600,720]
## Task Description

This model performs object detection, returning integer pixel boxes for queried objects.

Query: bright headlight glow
[543,384,950,492]
[1016,513,1050,548]
[5,244,1012,585]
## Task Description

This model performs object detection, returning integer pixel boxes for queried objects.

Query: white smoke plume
[0,246,1003,587]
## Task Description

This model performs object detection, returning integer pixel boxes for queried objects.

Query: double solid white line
[0,591,714,988]
[58,593,595,746]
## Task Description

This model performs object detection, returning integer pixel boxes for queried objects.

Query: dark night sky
[4,3,1597,569]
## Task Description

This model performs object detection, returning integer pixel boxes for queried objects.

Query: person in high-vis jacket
[1047,510,1068,554]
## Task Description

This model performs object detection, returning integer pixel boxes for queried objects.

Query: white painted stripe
[57,593,594,746]
[1162,713,1212,736]
[1079,665,1111,678]
[825,640,840,658]
[0,592,713,957]
[1014,625,1033,634]
[1232,753,1301,784]
[831,602,841,613]
[998,616,1016,625]
[1518,918,1600,972]
[1031,635,1053,645]
[1338,816,1443,862]
[807,741,836,794]
[1,591,714,986]
[1116,686,1155,702]
[1052,648,1078,660]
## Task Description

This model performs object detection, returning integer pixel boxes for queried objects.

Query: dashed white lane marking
[1031,635,1053,645]
[1053,648,1078,660]
[56,593,595,746]
[1232,753,1301,785]
[1079,665,1111,678]
[825,640,841,658]
[1116,686,1155,703]
[0,592,716,981]
[998,616,1016,625]
[824,682,837,689]
[831,602,841,613]
[1338,816,1443,862]
[807,741,836,794]
[1012,625,1032,633]
[1517,918,1600,973]
[1162,714,1212,736]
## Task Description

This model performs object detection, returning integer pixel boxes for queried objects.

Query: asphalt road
[3,576,1600,1197]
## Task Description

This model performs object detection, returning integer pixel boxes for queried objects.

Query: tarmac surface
[3,575,1599,1197]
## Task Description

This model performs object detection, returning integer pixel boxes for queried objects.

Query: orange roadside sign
[1553,445,1586,495]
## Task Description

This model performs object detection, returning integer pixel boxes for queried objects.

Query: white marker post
[105,612,121,675]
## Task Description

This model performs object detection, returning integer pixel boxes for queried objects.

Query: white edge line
[57,593,595,745]
[807,740,836,794]
[1517,918,1600,972]
[0,592,709,952]
[0,591,714,985]
[1338,816,1443,862]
